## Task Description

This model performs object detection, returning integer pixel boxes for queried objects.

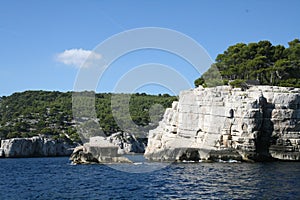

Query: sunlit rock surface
[0,136,74,158]
[145,86,300,162]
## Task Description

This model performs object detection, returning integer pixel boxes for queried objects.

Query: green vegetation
[195,39,300,88]
[0,91,176,143]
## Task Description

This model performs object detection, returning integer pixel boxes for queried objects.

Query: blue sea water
[0,156,300,200]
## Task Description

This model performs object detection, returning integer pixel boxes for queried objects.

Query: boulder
[70,136,132,164]
[108,132,146,154]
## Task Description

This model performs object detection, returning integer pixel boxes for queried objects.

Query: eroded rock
[70,136,132,164]
[108,132,146,154]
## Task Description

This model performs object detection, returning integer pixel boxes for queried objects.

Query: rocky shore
[70,136,132,164]
[0,136,75,158]
[69,131,146,164]
[145,85,300,162]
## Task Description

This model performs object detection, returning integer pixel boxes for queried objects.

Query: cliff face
[145,86,300,162]
[0,137,74,158]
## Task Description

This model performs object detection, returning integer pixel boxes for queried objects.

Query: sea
[0,156,299,200]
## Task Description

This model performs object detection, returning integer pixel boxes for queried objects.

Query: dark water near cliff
[0,157,300,200]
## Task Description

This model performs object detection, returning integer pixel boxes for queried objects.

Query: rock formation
[0,136,74,158]
[145,86,300,162]
[108,132,146,154]
[70,136,132,164]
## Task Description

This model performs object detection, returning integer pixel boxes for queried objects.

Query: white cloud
[56,48,102,68]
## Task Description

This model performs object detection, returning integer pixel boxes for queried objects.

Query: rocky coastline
[145,85,300,162]
[0,136,75,158]
[71,85,300,164]
[3,85,299,163]
[0,131,146,160]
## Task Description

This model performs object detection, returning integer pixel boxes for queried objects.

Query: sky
[0,0,300,96]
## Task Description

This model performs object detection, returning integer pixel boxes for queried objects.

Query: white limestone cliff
[145,85,300,162]
[0,136,74,158]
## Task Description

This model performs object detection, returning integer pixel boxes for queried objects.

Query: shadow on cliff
[255,95,275,161]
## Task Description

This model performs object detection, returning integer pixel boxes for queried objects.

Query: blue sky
[0,0,299,96]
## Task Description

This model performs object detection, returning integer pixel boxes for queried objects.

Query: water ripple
[0,157,300,199]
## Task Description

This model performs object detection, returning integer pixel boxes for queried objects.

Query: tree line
[195,39,300,88]
[0,91,176,143]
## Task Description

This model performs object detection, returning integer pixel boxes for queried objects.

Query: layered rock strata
[145,86,300,162]
[0,136,74,158]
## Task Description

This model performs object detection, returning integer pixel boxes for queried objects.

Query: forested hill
[0,91,176,143]
[195,39,300,88]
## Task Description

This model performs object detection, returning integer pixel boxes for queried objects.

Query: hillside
[0,91,176,143]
